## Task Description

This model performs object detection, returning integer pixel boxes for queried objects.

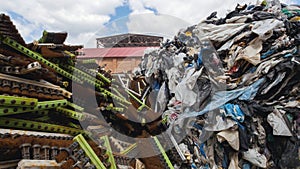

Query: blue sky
[103,4,157,35]
[0,0,299,47]
[101,5,132,37]
[109,5,132,23]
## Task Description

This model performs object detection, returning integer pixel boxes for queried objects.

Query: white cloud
[136,0,255,24]
[126,13,190,39]
[0,0,297,47]
[128,0,153,14]
[126,0,191,39]
[140,0,294,24]
[126,0,243,39]
[0,0,125,45]
[125,0,296,40]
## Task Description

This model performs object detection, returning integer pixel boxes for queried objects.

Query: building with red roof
[77,33,162,73]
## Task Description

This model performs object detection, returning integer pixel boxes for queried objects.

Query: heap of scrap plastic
[135,0,300,168]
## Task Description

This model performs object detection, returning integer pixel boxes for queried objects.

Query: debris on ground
[135,0,300,168]
[0,0,300,168]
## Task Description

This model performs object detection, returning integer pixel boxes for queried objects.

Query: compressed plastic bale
[251,19,284,40]
[180,78,264,118]
[154,82,168,113]
[196,22,249,44]
[228,152,239,169]
[235,37,262,66]
[216,129,239,151]
[267,109,293,136]
[174,71,199,107]
[204,114,237,132]
[223,103,245,122]
[242,148,267,168]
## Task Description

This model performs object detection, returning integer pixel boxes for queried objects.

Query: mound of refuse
[0,0,299,168]
[135,0,300,168]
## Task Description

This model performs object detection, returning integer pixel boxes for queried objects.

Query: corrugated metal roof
[96,33,163,40]
[77,47,154,58]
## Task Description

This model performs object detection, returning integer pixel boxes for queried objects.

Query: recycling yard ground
[0,0,300,169]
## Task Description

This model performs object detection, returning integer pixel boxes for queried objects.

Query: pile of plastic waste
[135,0,300,168]
[1,0,300,168]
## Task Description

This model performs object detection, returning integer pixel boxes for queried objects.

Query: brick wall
[96,57,141,73]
